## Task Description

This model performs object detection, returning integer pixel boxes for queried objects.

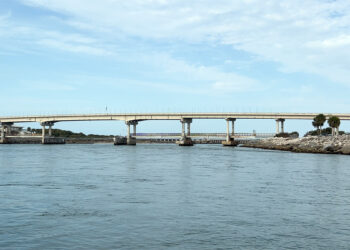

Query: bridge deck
[1,112,350,123]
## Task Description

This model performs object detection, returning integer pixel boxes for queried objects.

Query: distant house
[7,126,23,135]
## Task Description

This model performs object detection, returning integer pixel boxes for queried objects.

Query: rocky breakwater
[241,135,350,155]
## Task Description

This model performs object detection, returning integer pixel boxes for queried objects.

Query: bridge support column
[226,119,230,142]
[187,122,191,137]
[127,122,130,138]
[6,125,11,136]
[1,123,6,143]
[231,118,236,137]
[280,119,285,133]
[0,122,13,144]
[0,125,4,143]
[133,123,137,136]
[177,118,193,146]
[41,124,46,144]
[124,120,138,145]
[40,122,56,144]
[49,125,52,137]
[276,120,280,134]
[222,118,236,146]
[181,121,186,138]
[276,119,285,134]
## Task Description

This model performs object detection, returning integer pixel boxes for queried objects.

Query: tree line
[27,128,114,138]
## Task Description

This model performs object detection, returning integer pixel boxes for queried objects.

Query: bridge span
[1,112,349,145]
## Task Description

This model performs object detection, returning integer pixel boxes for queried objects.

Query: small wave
[0,183,60,189]
[39,209,110,218]
[70,184,98,190]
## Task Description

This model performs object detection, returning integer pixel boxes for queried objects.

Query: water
[1,144,350,249]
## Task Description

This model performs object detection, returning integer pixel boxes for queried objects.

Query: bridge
[1,112,349,145]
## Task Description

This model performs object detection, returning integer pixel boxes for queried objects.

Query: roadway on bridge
[1,112,350,123]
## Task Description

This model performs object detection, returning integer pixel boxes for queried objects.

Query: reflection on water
[1,144,350,249]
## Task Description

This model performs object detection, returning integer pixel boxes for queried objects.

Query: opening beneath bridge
[14,119,348,137]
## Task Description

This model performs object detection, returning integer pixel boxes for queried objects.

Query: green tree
[312,114,326,135]
[328,116,341,136]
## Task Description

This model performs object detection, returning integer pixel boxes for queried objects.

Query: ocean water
[1,144,350,249]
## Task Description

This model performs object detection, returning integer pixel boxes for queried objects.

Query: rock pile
[241,135,350,155]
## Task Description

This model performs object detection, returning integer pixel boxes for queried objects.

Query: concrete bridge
[1,112,349,145]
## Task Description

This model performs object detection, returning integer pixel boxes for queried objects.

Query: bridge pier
[281,119,285,133]
[0,122,13,144]
[276,120,280,134]
[6,124,12,136]
[49,124,53,136]
[177,118,193,146]
[0,125,4,143]
[276,119,285,134]
[40,121,56,144]
[222,118,236,146]
[125,120,138,145]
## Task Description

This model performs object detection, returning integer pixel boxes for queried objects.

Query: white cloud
[307,35,350,48]
[0,11,12,33]
[20,0,350,85]
[22,81,77,91]
[137,53,259,93]
[0,19,112,56]
[37,38,111,56]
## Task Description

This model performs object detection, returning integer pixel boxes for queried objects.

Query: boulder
[340,144,350,155]
[323,144,335,153]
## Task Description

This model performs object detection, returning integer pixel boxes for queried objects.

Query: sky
[1,0,350,135]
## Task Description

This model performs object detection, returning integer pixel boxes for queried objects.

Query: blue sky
[1,0,350,135]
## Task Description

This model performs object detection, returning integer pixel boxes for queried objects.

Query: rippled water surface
[1,144,350,249]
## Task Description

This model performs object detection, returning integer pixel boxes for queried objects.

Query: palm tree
[313,114,326,135]
[328,116,341,136]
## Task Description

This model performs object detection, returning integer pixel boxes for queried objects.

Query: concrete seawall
[241,135,350,155]
[1,137,65,144]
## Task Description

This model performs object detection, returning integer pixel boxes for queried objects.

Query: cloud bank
[20,0,350,85]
